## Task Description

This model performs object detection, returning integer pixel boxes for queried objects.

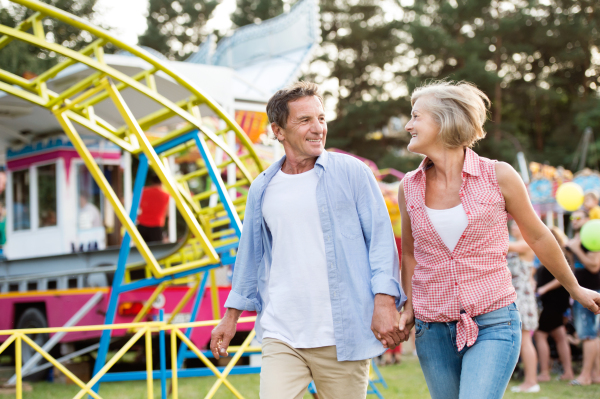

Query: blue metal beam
[91,154,149,395]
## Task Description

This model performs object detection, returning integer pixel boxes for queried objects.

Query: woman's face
[405,97,441,154]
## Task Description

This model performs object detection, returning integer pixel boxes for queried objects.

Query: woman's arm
[398,180,417,341]
[496,162,600,314]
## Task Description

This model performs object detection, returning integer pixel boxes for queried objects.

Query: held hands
[571,286,600,315]
[398,304,415,343]
[209,309,241,359]
[371,294,402,349]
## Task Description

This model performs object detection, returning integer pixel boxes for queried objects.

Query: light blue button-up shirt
[224,150,407,361]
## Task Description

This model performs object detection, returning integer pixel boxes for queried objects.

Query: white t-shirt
[260,168,336,348]
[425,203,468,252]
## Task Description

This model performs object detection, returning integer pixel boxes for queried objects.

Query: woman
[507,223,539,393]
[535,227,574,383]
[396,80,600,399]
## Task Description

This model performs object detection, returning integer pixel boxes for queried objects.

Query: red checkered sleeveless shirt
[403,148,516,350]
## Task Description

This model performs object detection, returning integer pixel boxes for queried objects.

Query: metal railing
[0,317,258,399]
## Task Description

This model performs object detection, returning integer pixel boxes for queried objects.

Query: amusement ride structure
[0,1,394,398]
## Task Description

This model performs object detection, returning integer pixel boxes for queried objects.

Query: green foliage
[305,0,411,166]
[0,0,98,77]
[138,0,222,60]
[396,0,600,170]
[231,0,285,28]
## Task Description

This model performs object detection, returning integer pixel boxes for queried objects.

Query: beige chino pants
[259,338,370,399]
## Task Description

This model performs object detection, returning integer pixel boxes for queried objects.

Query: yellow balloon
[556,182,584,211]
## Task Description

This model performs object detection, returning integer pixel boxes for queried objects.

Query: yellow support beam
[104,79,219,263]
[145,329,154,399]
[10,0,263,173]
[210,269,221,320]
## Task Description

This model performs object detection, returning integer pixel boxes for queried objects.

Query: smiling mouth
[411,134,417,138]
[307,139,321,142]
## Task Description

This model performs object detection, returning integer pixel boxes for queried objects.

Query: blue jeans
[415,303,521,399]
[573,293,600,340]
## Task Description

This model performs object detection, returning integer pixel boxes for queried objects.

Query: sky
[94,0,237,45]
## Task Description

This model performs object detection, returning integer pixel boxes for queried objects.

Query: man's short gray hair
[411,80,490,148]
[266,81,324,129]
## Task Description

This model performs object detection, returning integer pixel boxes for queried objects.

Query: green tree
[138,0,222,60]
[304,0,414,168]
[395,0,600,170]
[231,0,285,28]
[0,0,98,77]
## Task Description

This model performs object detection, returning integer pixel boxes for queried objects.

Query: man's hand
[371,294,401,349]
[398,303,414,342]
[210,308,242,359]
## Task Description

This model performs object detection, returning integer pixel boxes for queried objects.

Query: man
[137,173,170,243]
[567,209,600,386]
[210,81,406,398]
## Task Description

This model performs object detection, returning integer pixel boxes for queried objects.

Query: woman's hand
[571,286,600,315]
[398,303,415,342]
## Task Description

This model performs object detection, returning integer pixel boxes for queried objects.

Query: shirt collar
[416,147,481,177]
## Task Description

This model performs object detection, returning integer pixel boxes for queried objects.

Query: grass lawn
[2,355,600,398]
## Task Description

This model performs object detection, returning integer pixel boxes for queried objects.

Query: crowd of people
[508,193,600,393]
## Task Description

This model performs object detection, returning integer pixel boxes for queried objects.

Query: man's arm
[210,186,261,358]
[355,164,406,348]
[568,237,600,273]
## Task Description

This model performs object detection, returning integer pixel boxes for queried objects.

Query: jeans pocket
[474,305,512,328]
[415,319,426,338]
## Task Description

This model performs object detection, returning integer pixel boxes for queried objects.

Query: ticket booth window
[12,169,30,231]
[38,164,57,227]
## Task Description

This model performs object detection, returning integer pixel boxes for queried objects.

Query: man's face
[571,211,589,231]
[273,95,327,160]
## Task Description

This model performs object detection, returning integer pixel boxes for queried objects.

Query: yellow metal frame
[0,0,265,280]
[0,317,257,399]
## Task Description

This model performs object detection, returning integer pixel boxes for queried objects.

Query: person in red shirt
[137,173,170,243]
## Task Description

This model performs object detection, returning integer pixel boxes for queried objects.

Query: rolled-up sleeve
[356,165,407,311]
[224,184,262,312]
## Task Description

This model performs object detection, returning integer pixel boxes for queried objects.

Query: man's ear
[271,122,284,143]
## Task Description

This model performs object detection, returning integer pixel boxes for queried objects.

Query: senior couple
[210,81,600,399]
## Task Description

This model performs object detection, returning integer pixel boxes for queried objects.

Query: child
[583,191,600,220]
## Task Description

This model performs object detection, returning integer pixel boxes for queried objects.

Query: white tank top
[425,203,468,252]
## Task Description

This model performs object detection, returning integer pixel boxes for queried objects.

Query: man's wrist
[224,308,243,321]
[374,293,396,306]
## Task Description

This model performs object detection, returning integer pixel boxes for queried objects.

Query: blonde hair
[411,80,490,148]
